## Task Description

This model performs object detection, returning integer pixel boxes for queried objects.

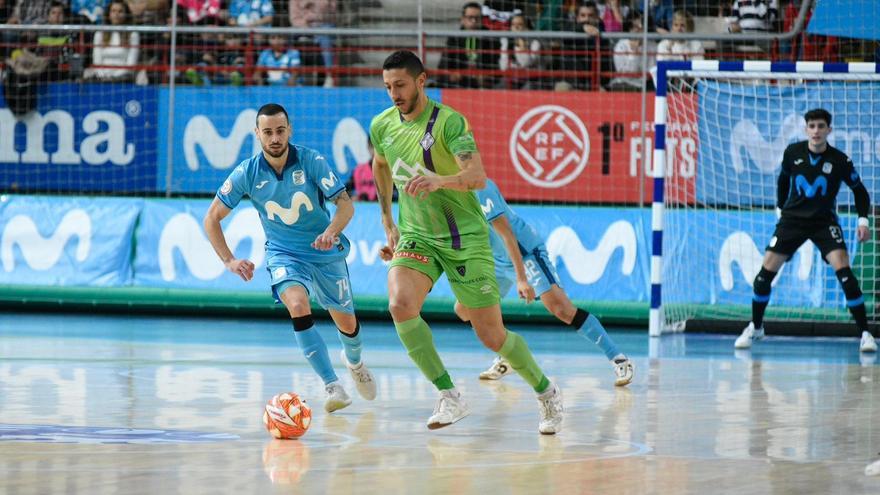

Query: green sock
[394,316,454,390]
[498,330,550,393]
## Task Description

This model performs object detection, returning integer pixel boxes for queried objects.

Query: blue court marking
[0,424,239,444]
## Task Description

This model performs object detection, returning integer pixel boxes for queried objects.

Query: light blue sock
[292,322,338,385]
[338,323,363,365]
[575,312,621,361]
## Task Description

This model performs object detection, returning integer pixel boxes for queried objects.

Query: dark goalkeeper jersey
[777,141,870,223]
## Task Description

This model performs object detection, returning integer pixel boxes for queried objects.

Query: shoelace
[352,367,373,383]
[614,361,630,378]
[538,393,561,419]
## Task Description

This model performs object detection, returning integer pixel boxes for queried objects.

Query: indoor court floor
[2,311,880,494]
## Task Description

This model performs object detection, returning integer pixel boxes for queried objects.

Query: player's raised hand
[312,230,339,250]
[226,258,255,281]
[857,225,870,242]
[516,279,535,304]
[405,175,442,198]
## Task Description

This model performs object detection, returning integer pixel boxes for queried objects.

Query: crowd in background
[0,0,872,96]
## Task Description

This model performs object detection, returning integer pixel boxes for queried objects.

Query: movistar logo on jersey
[795,175,828,198]
[265,192,314,225]
[481,199,494,215]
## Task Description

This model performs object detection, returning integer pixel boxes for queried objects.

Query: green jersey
[370,99,487,250]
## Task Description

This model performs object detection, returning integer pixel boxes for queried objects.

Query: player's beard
[263,141,288,159]
[398,90,420,116]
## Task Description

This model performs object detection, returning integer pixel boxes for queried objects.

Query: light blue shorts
[495,245,560,298]
[268,253,354,314]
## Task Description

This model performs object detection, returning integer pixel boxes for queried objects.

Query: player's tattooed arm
[446,150,487,191]
[315,190,353,250]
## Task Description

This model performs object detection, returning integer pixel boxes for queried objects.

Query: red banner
[441,90,696,204]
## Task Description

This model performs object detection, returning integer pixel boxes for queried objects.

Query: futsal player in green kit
[370,50,564,434]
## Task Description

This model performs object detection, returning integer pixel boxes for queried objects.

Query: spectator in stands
[499,13,542,89]
[227,0,273,27]
[650,0,674,34]
[83,0,141,83]
[71,0,108,23]
[436,2,501,89]
[598,0,628,33]
[254,33,302,86]
[4,0,59,52]
[560,1,607,91]
[6,0,57,25]
[126,0,167,25]
[481,0,526,31]
[609,10,654,91]
[37,2,76,81]
[656,9,704,62]
[728,0,778,34]
[728,0,778,54]
[346,138,378,202]
[177,0,220,24]
[289,0,337,87]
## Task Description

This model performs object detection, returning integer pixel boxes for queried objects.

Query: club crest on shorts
[455,265,466,276]
[420,132,435,151]
[822,162,833,174]
[292,170,306,185]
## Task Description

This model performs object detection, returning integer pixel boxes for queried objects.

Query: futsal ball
[263,392,312,439]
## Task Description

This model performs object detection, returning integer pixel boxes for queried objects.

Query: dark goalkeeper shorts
[766,218,847,259]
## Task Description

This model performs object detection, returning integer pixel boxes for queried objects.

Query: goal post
[650,61,880,337]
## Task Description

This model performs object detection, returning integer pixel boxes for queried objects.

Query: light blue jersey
[478,179,544,259]
[257,48,302,86]
[478,179,559,297]
[217,144,348,263]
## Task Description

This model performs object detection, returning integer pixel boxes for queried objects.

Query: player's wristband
[858,217,870,228]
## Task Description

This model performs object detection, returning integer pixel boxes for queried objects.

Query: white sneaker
[612,356,634,387]
[478,356,514,380]
[340,350,377,400]
[324,381,352,413]
[734,322,764,349]
[537,382,564,435]
[861,331,877,353]
[427,389,469,430]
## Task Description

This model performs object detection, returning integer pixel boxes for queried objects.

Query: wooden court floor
[1,312,880,494]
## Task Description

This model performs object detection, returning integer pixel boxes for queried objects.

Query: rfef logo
[509,105,590,188]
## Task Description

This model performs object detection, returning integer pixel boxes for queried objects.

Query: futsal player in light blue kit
[454,179,634,386]
[204,103,376,412]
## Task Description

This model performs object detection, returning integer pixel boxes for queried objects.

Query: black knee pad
[835,267,863,301]
[753,267,777,297]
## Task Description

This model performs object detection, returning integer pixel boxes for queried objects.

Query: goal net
[652,61,880,336]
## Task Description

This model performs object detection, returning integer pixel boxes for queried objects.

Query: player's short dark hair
[256,103,289,126]
[382,50,425,77]
[462,2,481,15]
[804,108,832,126]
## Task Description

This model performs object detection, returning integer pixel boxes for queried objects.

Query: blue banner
[134,199,271,290]
[697,80,880,207]
[808,0,880,41]
[130,199,650,303]
[0,196,140,285]
[0,83,158,193]
[158,87,442,194]
[664,210,862,308]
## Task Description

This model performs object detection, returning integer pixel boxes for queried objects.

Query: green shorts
[390,233,500,309]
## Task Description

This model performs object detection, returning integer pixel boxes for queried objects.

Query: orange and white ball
[263,392,312,439]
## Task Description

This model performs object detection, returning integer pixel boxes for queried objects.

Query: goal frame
[649,60,880,337]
